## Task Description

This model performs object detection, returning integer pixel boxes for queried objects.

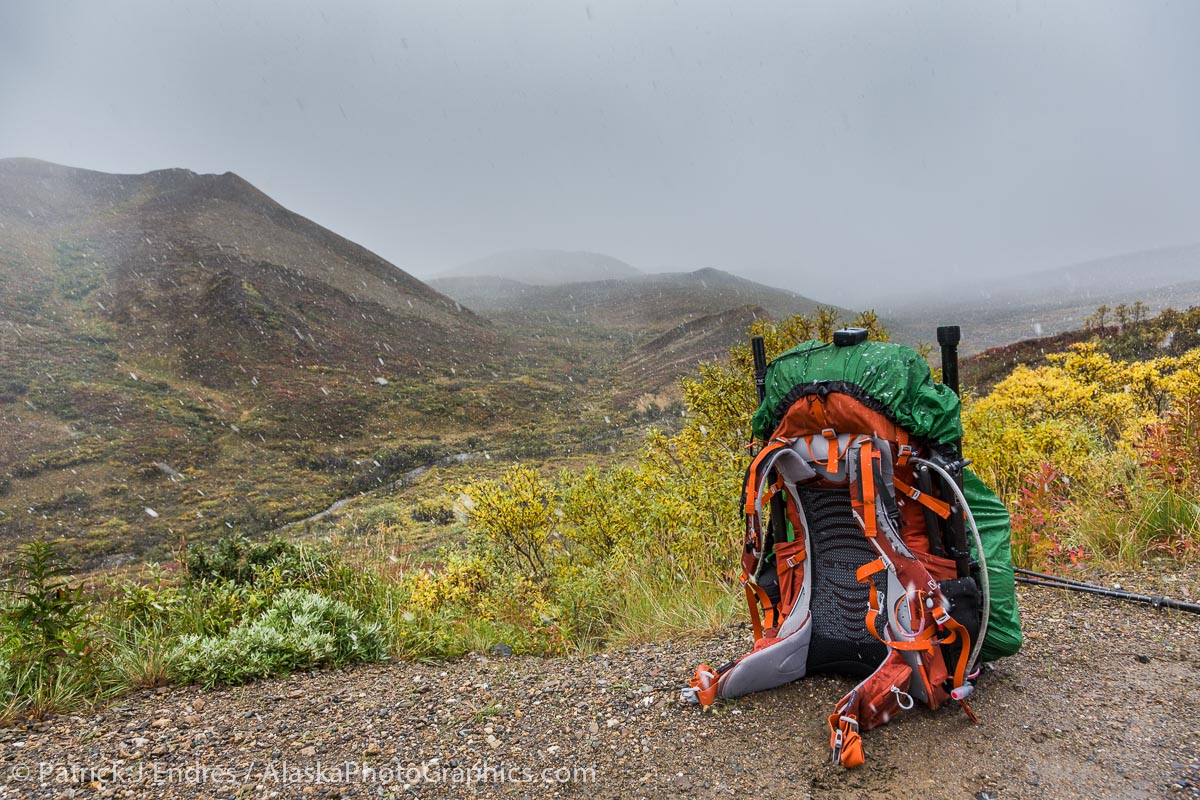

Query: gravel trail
[1,574,1197,799]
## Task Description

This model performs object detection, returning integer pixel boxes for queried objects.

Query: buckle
[831,716,858,765]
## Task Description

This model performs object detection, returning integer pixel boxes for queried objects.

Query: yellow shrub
[964,343,1200,503]
[449,465,554,579]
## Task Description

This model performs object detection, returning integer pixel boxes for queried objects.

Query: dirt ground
[0,571,1197,800]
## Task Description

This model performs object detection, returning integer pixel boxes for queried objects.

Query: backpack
[685,334,1022,768]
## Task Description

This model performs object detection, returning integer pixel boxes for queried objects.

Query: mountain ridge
[430,266,836,332]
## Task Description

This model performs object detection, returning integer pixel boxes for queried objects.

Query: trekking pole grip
[752,336,767,404]
[936,325,961,398]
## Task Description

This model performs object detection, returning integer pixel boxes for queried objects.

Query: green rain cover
[751,340,1022,660]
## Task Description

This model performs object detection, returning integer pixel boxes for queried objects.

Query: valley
[2,158,1196,570]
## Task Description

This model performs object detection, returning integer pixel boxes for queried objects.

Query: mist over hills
[439,249,641,286]
[963,243,1200,307]
[879,243,1200,352]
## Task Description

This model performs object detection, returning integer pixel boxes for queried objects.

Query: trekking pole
[1014,566,1113,591]
[934,325,973,579]
[752,336,767,405]
[1014,568,1200,615]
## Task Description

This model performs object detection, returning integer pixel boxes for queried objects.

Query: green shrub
[186,534,301,585]
[173,589,388,686]
[110,564,183,627]
[391,609,469,661]
[1,540,111,719]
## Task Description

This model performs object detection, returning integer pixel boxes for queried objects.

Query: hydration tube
[911,456,990,674]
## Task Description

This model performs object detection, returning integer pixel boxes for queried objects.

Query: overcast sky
[2,0,1198,304]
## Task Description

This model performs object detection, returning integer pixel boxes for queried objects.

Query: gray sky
[2,0,1198,305]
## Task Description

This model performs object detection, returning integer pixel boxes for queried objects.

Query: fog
[3,0,1198,305]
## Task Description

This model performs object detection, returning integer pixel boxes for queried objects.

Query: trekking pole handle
[936,325,961,398]
[752,336,767,405]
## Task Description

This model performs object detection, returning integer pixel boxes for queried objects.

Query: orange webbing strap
[811,395,830,430]
[821,428,839,473]
[856,558,936,653]
[936,610,972,692]
[860,441,878,536]
[743,439,792,515]
[856,557,887,585]
[742,576,778,642]
[894,477,952,519]
[936,609,979,723]
[896,444,914,466]
[743,581,763,641]
[857,558,887,642]
[756,582,778,633]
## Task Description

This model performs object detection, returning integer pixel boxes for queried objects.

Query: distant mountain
[432,266,850,399]
[432,267,834,334]
[963,243,1200,309]
[441,249,641,285]
[0,158,495,563]
[883,244,1200,353]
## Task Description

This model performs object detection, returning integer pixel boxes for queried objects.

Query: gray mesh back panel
[799,487,888,677]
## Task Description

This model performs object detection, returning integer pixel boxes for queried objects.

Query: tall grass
[1076,482,1200,564]
[605,570,741,646]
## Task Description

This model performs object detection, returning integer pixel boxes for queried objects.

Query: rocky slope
[0,159,502,563]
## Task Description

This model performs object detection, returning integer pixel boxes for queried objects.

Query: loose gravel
[1,569,1197,799]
